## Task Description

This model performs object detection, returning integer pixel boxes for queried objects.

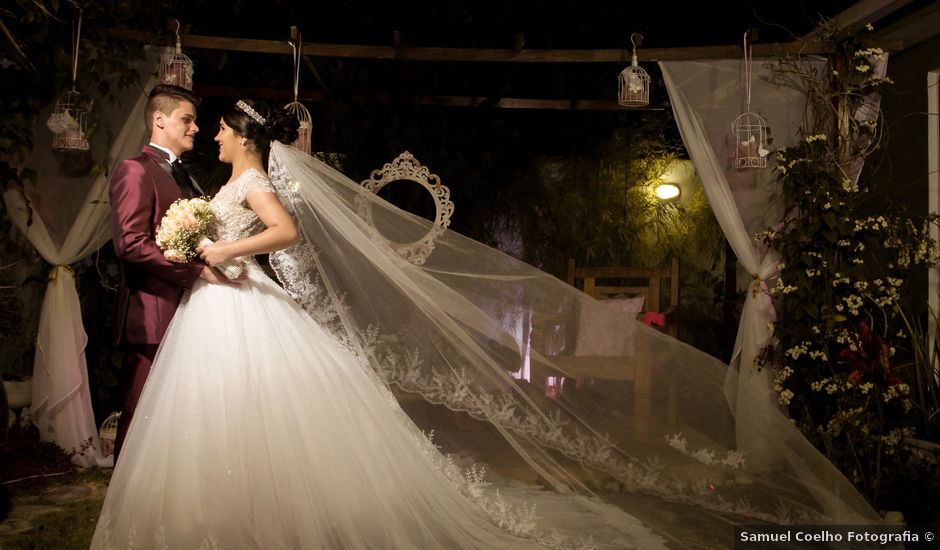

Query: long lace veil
[265,141,878,528]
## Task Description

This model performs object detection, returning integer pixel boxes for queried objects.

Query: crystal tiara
[236,100,266,125]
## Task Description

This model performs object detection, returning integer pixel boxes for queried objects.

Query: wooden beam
[106,28,901,62]
[802,0,917,39]
[192,84,661,111]
[875,1,940,50]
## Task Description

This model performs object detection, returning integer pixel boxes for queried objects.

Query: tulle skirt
[90,265,665,550]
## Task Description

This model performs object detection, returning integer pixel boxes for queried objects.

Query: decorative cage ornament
[618,33,650,107]
[51,90,90,151]
[98,411,121,457]
[284,37,312,154]
[732,32,769,169]
[159,20,194,90]
[286,102,312,153]
[50,7,90,152]
[732,112,769,168]
[99,411,121,441]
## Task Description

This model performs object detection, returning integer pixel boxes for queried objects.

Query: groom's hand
[199,265,245,286]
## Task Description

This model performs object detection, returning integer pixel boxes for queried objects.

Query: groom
[109,84,239,462]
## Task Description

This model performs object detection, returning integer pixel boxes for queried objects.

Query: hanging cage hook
[288,30,302,103]
[630,32,643,56]
[174,18,182,54]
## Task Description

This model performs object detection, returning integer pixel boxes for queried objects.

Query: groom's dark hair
[145,84,201,132]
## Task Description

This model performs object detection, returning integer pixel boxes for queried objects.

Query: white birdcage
[99,411,121,457]
[49,7,89,151]
[732,32,768,169]
[160,21,194,90]
[50,89,90,151]
[618,33,650,107]
[285,101,312,154]
[99,411,120,440]
[732,111,769,168]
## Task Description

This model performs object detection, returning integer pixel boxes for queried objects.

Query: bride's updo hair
[223,99,300,166]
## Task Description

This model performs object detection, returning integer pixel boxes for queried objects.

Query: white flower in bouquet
[156,198,216,261]
[156,198,243,279]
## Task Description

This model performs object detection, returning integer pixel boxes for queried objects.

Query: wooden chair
[566,257,680,338]
[553,257,680,441]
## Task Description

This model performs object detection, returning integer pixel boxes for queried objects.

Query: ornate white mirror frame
[358,151,454,265]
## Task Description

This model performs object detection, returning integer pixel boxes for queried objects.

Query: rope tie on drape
[47,265,74,283]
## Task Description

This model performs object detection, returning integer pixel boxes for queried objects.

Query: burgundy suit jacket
[110,145,203,346]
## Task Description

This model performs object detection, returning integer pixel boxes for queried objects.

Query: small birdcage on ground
[160,20,194,90]
[732,31,769,169]
[284,35,312,153]
[99,411,121,457]
[618,33,650,107]
[49,7,89,152]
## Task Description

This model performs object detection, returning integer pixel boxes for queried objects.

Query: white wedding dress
[90,167,668,550]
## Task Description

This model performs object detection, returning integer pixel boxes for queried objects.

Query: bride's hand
[197,241,233,267]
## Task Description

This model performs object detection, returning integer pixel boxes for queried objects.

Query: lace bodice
[209,167,275,243]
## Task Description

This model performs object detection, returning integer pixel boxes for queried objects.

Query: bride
[90,99,661,549]
[92,98,878,550]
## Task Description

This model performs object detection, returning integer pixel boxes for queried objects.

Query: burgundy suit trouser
[113,343,160,463]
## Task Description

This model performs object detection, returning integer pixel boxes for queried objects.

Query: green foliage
[895,306,940,440]
[759,24,939,508]
[519,121,728,356]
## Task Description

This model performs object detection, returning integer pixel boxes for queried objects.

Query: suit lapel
[141,145,204,197]
[142,145,176,184]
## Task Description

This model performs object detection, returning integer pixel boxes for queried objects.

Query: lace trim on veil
[264,143,874,527]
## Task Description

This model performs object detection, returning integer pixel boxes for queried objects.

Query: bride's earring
[240,139,247,147]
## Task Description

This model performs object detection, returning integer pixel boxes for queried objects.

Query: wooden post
[723,239,737,363]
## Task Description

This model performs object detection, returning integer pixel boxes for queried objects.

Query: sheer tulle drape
[2,74,155,466]
[660,59,886,467]
[267,142,879,525]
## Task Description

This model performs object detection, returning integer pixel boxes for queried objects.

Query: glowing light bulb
[655,183,680,200]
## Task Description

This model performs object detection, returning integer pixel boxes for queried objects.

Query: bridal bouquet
[155,198,242,279]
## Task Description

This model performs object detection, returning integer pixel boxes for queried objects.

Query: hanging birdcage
[618,33,650,107]
[49,6,89,152]
[159,21,194,89]
[49,89,90,151]
[160,47,194,89]
[284,35,312,153]
[732,112,769,168]
[285,101,312,154]
[731,32,769,169]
